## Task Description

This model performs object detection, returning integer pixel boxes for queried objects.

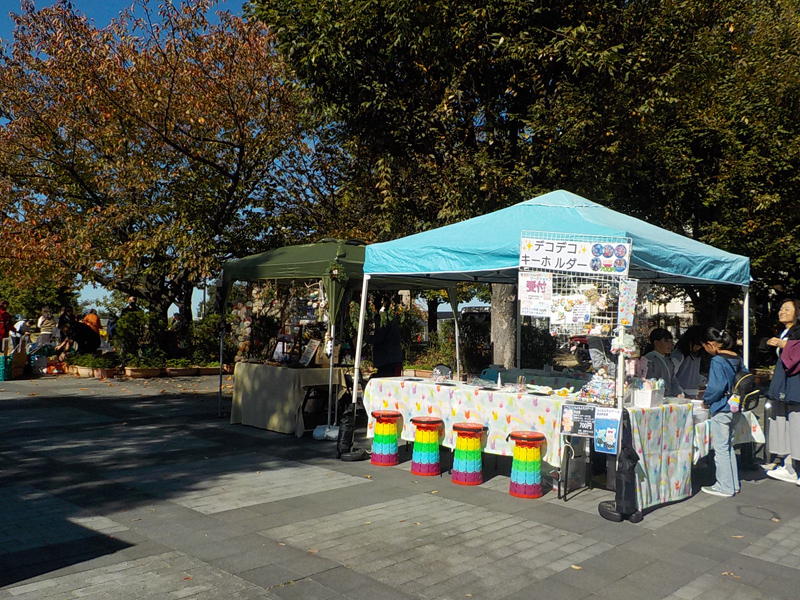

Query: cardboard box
[314,344,341,367]
[633,388,665,408]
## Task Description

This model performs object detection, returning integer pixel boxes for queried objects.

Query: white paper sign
[550,294,590,325]
[520,237,631,277]
[518,271,552,317]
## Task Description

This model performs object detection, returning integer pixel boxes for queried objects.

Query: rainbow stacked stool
[370,410,403,466]
[508,431,546,499]
[410,416,444,476]
[451,423,488,485]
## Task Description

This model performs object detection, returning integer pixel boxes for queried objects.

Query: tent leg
[327,322,336,427]
[352,275,371,404]
[447,287,461,380]
[516,298,521,369]
[743,287,750,369]
[218,325,225,418]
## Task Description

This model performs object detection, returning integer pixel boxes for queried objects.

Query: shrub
[520,325,557,369]
[191,313,236,364]
[125,347,166,369]
[166,358,193,368]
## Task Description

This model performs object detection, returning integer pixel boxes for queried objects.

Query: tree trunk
[426,297,440,334]
[491,283,517,368]
[685,286,739,331]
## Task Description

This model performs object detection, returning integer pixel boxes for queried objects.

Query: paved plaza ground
[1,374,800,600]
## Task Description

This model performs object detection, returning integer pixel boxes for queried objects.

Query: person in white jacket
[644,328,684,397]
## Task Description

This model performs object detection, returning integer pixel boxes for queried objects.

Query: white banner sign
[518,271,552,317]
[520,237,631,277]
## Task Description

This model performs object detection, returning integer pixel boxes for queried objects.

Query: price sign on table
[559,404,595,438]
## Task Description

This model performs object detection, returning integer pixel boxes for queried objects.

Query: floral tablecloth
[364,378,760,512]
[363,378,567,466]
[627,404,694,510]
[692,410,765,464]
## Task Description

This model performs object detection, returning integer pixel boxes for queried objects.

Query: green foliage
[0,277,79,319]
[114,311,146,360]
[520,325,557,370]
[405,326,455,372]
[254,0,800,337]
[114,310,169,362]
[96,291,131,318]
[191,313,236,364]
[63,354,116,369]
[125,349,167,369]
[166,358,194,368]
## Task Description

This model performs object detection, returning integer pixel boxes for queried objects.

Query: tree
[254,0,800,335]
[0,275,79,320]
[0,0,310,319]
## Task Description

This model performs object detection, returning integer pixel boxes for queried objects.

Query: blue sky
[1,1,240,45]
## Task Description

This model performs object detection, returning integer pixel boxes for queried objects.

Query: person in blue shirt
[700,327,744,497]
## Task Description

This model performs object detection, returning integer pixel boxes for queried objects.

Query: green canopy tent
[221,238,367,325]
[218,238,470,427]
[219,239,367,431]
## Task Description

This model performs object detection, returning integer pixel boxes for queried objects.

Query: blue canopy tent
[352,190,751,385]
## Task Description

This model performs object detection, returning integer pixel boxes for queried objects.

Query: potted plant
[66,354,95,377]
[90,357,118,380]
[124,354,165,378]
[164,358,198,377]
[196,361,221,376]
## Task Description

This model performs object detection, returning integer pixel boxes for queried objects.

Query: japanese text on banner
[520,238,631,277]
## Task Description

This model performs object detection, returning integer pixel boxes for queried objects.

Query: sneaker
[760,463,779,471]
[766,466,799,484]
[701,486,734,498]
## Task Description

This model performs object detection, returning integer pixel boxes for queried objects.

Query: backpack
[723,357,758,412]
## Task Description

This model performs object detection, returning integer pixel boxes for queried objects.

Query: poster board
[559,404,596,438]
[518,271,553,318]
[299,339,321,366]
[593,407,622,454]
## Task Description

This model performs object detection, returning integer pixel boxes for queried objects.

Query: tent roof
[222,239,366,286]
[365,190,750,287]
[221,238,453,292]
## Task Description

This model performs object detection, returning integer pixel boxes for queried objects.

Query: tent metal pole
[516,298,521,369]
[218,325,225,418]
[217,277,226,419]
[352,275,371,404]
[447,287,462,380]
[616,327,625,410]
[743,287,751,369]
[327,321,336,427]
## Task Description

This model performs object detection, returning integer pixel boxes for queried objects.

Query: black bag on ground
[336,394,354,458]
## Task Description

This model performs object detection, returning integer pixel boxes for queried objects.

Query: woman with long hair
[700,327,742,497]
[671,325,706,399]
[764,298,800,483]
